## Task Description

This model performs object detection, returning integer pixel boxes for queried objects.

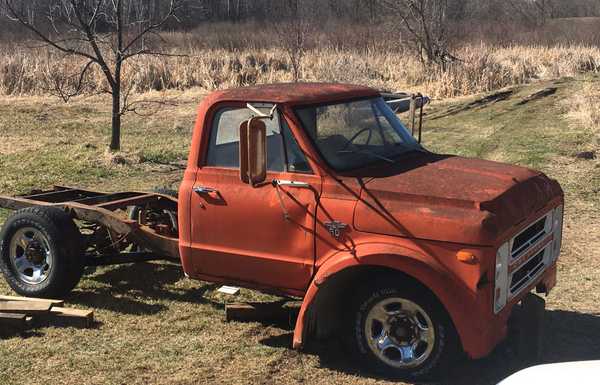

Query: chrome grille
[507,209,555,300]
[495,205,563,313]
[509,248,546,295]
[510,213,551,260]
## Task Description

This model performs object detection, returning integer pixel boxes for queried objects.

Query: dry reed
[1,42,599,99]
[565,80,600,140]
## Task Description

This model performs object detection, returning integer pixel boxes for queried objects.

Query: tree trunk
[110,89,121,151]
[110,65,122,151]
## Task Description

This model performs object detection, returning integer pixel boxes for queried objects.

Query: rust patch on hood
[354,154,563,245]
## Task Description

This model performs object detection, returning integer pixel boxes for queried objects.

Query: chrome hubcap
[365,297,435,368]
[9,227,53,284]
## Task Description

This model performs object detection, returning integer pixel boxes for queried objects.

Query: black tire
[345,277,459,381]
[0,207,84,298]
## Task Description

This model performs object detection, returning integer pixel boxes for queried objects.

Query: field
[0,73,598,384]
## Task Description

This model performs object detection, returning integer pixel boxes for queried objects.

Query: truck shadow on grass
[259,309,600,385]
[0,317,103,340]
[62,262,600,384]
[66,262,221,315]
[440,309,600,384]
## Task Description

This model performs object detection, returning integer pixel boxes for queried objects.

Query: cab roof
[207,82,380,106]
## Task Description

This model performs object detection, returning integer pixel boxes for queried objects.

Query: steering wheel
[340,127,374,152]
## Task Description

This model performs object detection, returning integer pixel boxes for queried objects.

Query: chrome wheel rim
[365,297,435,369]
[9,227,53,285]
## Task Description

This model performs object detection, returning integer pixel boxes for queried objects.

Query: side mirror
[240,118,267,187]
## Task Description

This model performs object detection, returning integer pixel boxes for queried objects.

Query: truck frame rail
[0,186,180,264]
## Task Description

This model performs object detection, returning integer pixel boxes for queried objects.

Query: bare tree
[382,0,457,69]
[505,0,549,27]
[274,0,313,82]
[4,0,185,151]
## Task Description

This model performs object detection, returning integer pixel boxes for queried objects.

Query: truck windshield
[296,97,421,172]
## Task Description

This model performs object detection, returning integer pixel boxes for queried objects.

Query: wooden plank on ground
[0,313,28,329]
[225,302,300,323]
[0,295,64,307]
[0,301,52,315]
[47,307,94,328]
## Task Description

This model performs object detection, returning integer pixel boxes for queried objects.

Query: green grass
[0,78,599,385]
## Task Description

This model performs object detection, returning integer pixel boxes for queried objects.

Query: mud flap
[508,293,546,366]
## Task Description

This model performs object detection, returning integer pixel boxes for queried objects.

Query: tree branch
[46,59,95,102]
[121,0,181,56]
[5,0,99,63]
[69,0,116,88]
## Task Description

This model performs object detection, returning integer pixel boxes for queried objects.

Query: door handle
[272,179,311,189]
[194,186,218,195]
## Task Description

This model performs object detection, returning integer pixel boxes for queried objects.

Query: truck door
[189,104,320,292]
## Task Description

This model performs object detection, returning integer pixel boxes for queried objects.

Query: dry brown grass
[1,42,599,99]
[565,79,600,137]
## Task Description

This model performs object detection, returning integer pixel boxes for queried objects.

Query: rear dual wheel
[0,207,84,298]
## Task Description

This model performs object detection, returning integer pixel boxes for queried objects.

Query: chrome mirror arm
[246,103,277,119]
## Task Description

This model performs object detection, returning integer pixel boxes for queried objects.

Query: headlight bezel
[551,205,564,262]
[494,242,510,314]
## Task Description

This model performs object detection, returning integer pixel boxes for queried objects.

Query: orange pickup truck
[0,83,563,379]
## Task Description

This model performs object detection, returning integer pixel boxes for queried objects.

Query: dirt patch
[515,87,557,105]
[430,89,514,119]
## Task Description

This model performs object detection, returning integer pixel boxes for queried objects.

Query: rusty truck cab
[178,83,563,378]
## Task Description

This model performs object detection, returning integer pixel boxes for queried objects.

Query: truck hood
[353,154,563,245]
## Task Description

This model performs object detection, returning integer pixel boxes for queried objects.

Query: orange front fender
[293,242,497,359]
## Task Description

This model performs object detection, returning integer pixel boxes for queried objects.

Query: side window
[206,108,249,168]
[206,107,311,174]
[281,119,311,173]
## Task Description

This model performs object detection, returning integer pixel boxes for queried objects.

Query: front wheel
[346,279,459,380]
